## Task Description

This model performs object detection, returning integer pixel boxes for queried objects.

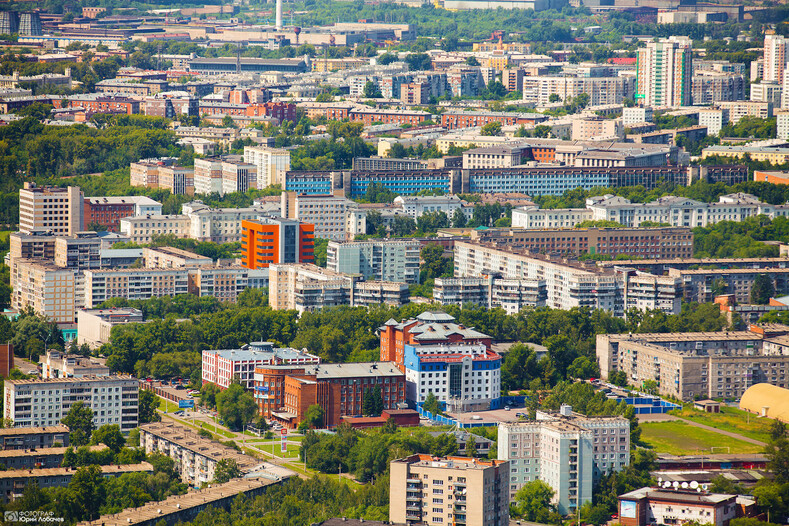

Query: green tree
[423,391,441,415]
[430,433,458,457]
[138,389,161,424]
[216,383,257,431]
[213,458,242,483]
[512,480,557,522]
[200,383,221,409]
[68,465,106,521]
[363,81,382,98]
[451,208,467,228]
[90,424,125,453]
[465,56,480,66]
[549,93,561,103]
[609,370,628,387]
[466,434,477,457]
[62,401,94,447]
[481,121,502,136]
[300,404,324,432]
[751,274,775,304]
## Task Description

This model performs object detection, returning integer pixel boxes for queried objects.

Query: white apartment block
[182,201,271,243]
[157,166,194,196]
[244,146,291,188]
[462,146,527,169]
[281,191,356,241]
[698,108,729,136]
[778,112,789,140]
[512,192,789,229]
[764,33,787,84]
[10,259,78,324]
[433,276,547,315]
[717,101,773,124]
[454,241,622,315]
[499,406,630,515]
[83,268,190,308]
[19,183,83,236]
[119,214,191,244]
[390,455,510,526]
[326,239,421,283]
[750,81,782,106]
[193,158,224,196]
[393,195,472,221]
[3,376,139,432]
[221,161,257,195]
[571,117,624,141]
[522,76,634,106]
[623,106,653,125]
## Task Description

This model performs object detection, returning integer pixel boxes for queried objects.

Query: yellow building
[740,383,789,423]
[701,145,789,164]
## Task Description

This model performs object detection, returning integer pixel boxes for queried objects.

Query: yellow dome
[740,383,789,423]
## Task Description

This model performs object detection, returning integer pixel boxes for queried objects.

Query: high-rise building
[19,183,84,236]
[240,218,314,270]
[498,406,630,515]
[764,32,788,84]
[636,37,692,108]
[389,454,510,526]
[10,259,78,324]
[244,146,291,188]
[326,239,421,283]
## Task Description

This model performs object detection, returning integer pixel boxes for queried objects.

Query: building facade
[201,342,320,389]
[636,37,692,107]
[19,183,83,236]
[326,239,421,283]
[240,218,315,270]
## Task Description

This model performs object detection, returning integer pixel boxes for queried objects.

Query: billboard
[178,399,195,409]
[620,501,637,519]
[281,428,287,452]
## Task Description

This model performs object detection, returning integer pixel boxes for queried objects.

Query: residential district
[1,1,789,526]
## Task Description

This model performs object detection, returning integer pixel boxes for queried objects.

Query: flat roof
[0,425,69,436]
[6,375,136,386]
[0,444,107,459]
[0,462,153,480]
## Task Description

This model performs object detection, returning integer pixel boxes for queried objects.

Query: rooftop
[0,425,69,436]
[6,375,137,386]
[0,462,153,480]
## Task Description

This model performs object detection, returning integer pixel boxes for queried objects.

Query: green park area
[669,405,774,443]
[640,420,764,456]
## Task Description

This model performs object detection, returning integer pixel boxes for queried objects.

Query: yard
[640,420,765,456]
[669,406,773,444]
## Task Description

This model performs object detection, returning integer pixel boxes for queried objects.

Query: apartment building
[393,195,471,221]
[499,406,630,514]
[222,161,257,195]
[623,107,653,125]
[182,201,271,244]
[268,263,409,312]
[158,165,195,196]
[433,276,547,314]
[699,108,729,136]
[82,268,190,308]
[513,192,789,229]
[130,160,166,188]
[119,214,191,244]
[404,342,502,411]
[0,444,107,471]
[3,375,138,431]
[717,101,773,123]
[280,191,356,241]
[41,349,109,379]
[256,362,407,428]
[76,308,144,349]
[778,112,789,141]
[142,246,212,269]
[83,196,162,232]
[19,183,83,235]
[139,422,261,486]
[9,231,56,261]
[571,117,624,141]
[764,32,788,84]
[326,239,421,283]
[454,241,623,315]
[202,341,320,389]
[53,232,102,270]
[636,37,692,107]
[0,426,70,450]
[502,68,524,93]
[10,259,78,324]
[390,454,510,526]
[193,158,224,195]
[240,217,315,270]
[462,146,528,169]
[470,226,694,260]
[669,266,789,303]
[522,75,634,105]
[596,324,789,400]
[691,72,745,106]
[0,463,153,503]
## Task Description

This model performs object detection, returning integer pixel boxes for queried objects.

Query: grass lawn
[670,406,773,443]
[640,420,764,456]
[257,441,302,459]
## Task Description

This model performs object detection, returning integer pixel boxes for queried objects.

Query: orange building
[254,362,406,429]
[240,218,314,270]
[754,170,789,185]
[0,344,13,378]
[379,311,493,371]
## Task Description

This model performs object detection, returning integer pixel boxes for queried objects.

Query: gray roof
[304,362,403,379]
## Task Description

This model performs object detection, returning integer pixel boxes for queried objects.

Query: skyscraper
[764,32,788,84]
[636,37,692,108]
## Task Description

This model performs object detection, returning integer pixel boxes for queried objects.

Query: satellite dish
[702,484,709,491]
[673,481,680,489]
[681,482,689,489]
[690,481,699,489]
[697,488,702,493]
[657,477,663,485]
[663,481,672,488]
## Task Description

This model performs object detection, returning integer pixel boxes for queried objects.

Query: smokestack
[275,0,283,30]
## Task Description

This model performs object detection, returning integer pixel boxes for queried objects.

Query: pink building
[201,342,320,389]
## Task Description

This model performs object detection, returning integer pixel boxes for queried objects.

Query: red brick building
[54,96,140,115]
[254,362,406,429]
[349,108,431,126]
[379,311,493,372]
[441,111,549,130]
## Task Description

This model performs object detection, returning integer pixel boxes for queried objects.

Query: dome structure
[739,383,789,423]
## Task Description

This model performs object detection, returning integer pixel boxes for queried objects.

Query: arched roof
[739,383,789,423]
